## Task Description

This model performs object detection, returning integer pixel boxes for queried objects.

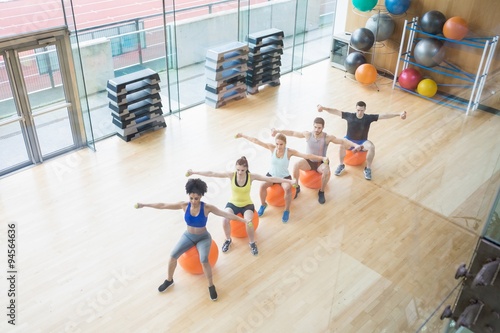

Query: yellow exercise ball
[417,78,438,97]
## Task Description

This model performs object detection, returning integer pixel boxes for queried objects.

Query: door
[0,28,87,177]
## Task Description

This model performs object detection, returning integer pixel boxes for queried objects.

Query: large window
[0,0,337,153]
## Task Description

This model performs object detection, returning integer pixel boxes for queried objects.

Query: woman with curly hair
[136,178,250,301]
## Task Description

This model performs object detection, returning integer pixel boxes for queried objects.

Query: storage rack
[392,18,498,115]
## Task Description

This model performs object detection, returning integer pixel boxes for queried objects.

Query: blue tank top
[268,148,290,178]
[185,202,208,228]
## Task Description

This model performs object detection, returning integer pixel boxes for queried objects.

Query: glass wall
[0,0,337,157]
[483,188,500,245]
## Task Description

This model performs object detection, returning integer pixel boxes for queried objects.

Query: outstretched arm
[251,173,296,185]
[289,148,329,164]
[317,104,342,117]
[328,135,364,152]
[271,128,307,139]
[205,203,252,224]
[186,169,232,179]
[236,133,274,151]
[378,110,407,120]
[135,201,186,210]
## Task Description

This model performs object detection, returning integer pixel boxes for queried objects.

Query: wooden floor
[1,60,499,333]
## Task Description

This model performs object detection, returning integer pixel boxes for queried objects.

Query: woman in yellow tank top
[186,156,295,256]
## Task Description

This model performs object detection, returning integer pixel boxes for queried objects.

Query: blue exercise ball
[351,28,375,51]
[414,38,445,67]
[385,0,410,15]
[365,13,395,41]
[420,10,447,35]
[344,52,367,74]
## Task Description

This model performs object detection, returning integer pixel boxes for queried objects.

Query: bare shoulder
[325,133,341,143]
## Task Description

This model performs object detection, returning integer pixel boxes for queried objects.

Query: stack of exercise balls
[398,10,468,99]
[413,10,446,97]
[349,28,377,85]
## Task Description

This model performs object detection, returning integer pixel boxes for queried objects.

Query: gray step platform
[107,68,160,94]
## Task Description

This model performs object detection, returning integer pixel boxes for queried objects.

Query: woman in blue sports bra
[136,178,249,301]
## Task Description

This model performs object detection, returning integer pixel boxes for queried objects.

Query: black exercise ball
[420,10,447,35]
[350,28,375,51]
[344,52,367,74]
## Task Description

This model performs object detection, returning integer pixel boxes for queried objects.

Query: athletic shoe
[258,204,267,217]
[334,164,345,176]
[221,239,232,253]
[364,167,372,180]
[294,184,301,199]
[318,190,325,204]
[249,242,258,256]
[282,210,290,223]
[209,285,218,301]
[158,279,174,292]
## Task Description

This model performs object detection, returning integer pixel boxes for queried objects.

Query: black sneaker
[221,239,232,253]
[158,279,174,292]
[334,164,345,176]
[294,184,301,199]
[209,285,218,301]
[318,190,325,204]
[249,242,258,256]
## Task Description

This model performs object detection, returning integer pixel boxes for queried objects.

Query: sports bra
[185,202,208,228]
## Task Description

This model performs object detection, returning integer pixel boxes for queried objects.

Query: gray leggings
[170,230,212,263]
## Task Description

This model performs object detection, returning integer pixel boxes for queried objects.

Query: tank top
[229,172,253,207]
[268,148,290,178]
[185,202,208,228]
[306,132,328,161]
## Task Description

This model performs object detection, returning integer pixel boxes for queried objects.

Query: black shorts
[266,173,292,184]
[225,202,255,215]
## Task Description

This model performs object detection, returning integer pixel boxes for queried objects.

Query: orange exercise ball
[355,63,377,84]
[417,78,438,97]
[299,170,322,189]
[266,183,296,207]
[230,211,259,238]
[178,239,218,275]
[443,17,468,40]
[344,149,367,166]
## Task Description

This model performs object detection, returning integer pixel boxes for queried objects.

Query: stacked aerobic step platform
[107,68,166,142]
[246,28,283,94]
[205,41,249,108]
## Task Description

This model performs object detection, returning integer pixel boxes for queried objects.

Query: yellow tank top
[229,172,253,207]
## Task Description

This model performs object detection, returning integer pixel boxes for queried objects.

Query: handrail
[75,0,238,33]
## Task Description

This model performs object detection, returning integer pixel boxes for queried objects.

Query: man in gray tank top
[271,117,362,204]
